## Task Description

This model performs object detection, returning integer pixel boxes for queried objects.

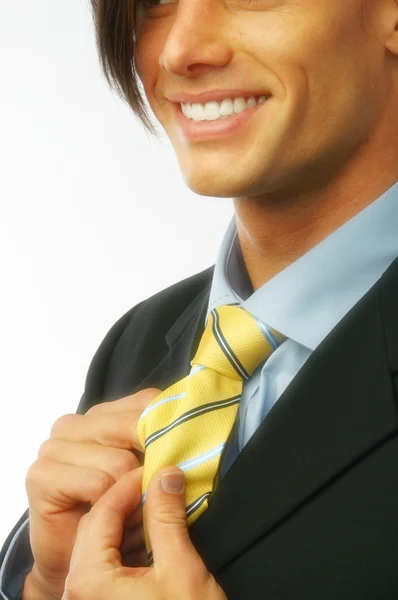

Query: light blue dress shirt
[207,180,398,474]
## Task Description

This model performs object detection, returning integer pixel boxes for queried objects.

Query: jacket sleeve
[0,509,31,600]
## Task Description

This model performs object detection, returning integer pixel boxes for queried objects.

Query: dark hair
[89,0,159,139]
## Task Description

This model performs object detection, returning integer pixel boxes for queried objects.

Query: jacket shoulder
[77,264,214,413]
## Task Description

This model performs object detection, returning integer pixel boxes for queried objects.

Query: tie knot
[191,304,287,381]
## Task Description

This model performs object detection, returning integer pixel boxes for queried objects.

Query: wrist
[22,565,64,600]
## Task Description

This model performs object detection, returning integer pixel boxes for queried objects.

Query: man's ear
[382,0,398,56]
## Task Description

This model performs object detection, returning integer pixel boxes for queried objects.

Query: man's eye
[140,0,176,7]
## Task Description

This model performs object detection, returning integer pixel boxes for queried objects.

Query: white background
[0,0,233,548]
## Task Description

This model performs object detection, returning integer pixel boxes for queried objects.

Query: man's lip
[166,90,271,105]
[171,97,270,141]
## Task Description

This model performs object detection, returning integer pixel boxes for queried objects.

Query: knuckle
[50,414,78,438]
[37,438,56,458]
[24,458,45,491]
[24,461,38,492]
[91,470,115,497]
[85,402,105,416]
[112,450,140,476]
[135,387,161,406]
[140,387,161,395]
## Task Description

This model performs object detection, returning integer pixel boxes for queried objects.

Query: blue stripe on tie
[138,393,186,422]
[254,317,280,351]
[189,365,207,377]
[140,442,226,506]
[140,368,206,425]
[177,442,226,471]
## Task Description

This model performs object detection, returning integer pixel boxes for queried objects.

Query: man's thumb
[145,466,205,573]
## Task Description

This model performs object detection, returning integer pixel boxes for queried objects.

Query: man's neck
[233,165,398,292]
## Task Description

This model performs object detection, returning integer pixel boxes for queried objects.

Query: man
[2,0,398,597]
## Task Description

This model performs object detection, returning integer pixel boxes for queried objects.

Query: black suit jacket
[2,258,398,599]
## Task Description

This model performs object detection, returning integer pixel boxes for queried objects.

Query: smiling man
[2,0,398,599]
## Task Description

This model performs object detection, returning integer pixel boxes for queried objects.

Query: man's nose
[158,0,232,77]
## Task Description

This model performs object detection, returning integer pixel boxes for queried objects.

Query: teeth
[220,98,233,116]
[233,97,247,114]
[181,95,268,121]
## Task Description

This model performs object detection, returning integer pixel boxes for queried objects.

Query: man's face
[134,0,391,199]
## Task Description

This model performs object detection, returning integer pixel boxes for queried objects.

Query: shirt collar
[207,181,398,351]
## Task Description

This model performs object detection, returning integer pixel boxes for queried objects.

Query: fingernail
[160,472,185,494]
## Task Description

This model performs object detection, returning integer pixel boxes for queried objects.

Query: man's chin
[180,175,246,199]
[178,164,269,199]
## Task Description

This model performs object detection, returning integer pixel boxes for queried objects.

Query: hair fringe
[89,0,160,139]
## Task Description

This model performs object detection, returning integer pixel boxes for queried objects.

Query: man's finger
[85,388,162,415]
[145,466,206,577]
[69,467,144,571]
[51,411,148,452]
[38,439,141,481]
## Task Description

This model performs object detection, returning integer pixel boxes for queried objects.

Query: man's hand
[22,388,161,600]
[62,465,227,600]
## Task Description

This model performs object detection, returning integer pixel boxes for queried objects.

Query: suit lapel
[138,258,398,575]
[136,281,211,392]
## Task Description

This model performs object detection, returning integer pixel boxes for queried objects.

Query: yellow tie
[137,304,286,566]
